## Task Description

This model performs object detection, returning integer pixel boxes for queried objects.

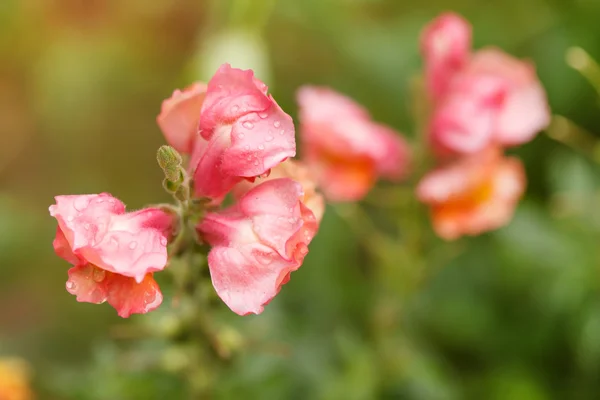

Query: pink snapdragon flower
[157,82,207,154]
[297,86,410,202]
[420,12,471,100]
[421,13,550,157]
[233,159,325,224]
[191,64,296,200]
[197,178,318,315]
[416,148,525,240]
[49,193,173,318]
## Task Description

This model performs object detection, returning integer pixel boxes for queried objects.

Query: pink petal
[80,209,171,282]
[420,12,472,99]
[66,264,109,304]
[157,82,207,154]
[105,273,163,318]
[297,86,371,123]
[495,83,550,145]
[221,100,296,177]
[429,74,506,156]
[371,123,411,181]
[192,124,243,200]
[53,227,80,265]
[207,244,297,315]
[238,178,306,259]
[199,64,272,139]
[49,193,125,250]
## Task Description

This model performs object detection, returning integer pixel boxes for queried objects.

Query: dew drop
[67,215,74,222]
[108,198,116,204]
[84,223,90,230]
[244,145,250,150]
[280,130,285,135]
[242,107,248,112]
[288,217,296,224]
[110,237,119,247]
[160,237,168,246]
[144,291,156,306]
[96,198,104,203]
[74,197,90,211]
[253,160,259,166]
[273,121,281,128]
[129,241,138,250]
[238,133,245,139]
[258,112,268,119]
[66,281,76,290]
[242,121,254,129]
[265,135,274,142]
[231,105,239,113]
[255,252,273,265]
[93,268,106,282]
[258,144,265,150]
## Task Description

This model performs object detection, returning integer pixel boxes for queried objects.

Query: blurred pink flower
[49,193,173,318]
[192,64,296,200]
[233,159,325,224]
[430,49,550,156]
[422,13,550,157]
[416,148,525,240]
[157,82,207,154]
[421,12,471,100]
[297,86,410,202]
[197,178,318,315]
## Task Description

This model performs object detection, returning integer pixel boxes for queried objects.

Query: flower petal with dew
[157,82,207,154]
[420,12,471,100]
[233,159,325,224]
[297,86,410,202]
[49,193,173,317]
[197,178,318,315]
[416,148,525,240]
[191,64,296,200]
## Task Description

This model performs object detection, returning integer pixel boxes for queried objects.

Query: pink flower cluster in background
[417,12,550,239]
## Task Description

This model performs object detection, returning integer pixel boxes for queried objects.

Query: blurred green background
[2,0,600,399]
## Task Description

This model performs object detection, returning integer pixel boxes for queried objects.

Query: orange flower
[417,148,525,240]
[0,358,34,400]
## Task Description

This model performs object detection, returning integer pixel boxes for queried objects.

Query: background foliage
[2,0,600,399]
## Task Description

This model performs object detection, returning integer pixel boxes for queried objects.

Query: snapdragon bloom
[416,148,525,240]
[420,12,471,100]
[422,14,550,156]
[49,193,173,317]
[233,159,325,224]
[197,178,318,315]
[157,82,207,154]
[191,64,296,200]
[297,86,410,202]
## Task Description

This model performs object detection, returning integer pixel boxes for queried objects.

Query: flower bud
[157,145,183,183]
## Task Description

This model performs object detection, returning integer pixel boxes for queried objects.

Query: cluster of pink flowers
[416,13,550,240]
[49,12,551,317]
[49,62,412,317]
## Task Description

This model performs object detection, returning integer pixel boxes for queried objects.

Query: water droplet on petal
[84,223,90,230]
[67,215,74,222]
[258,112,268,119]
[231,105,239,113]
[255,252,273,265]
[110,237,119,247]
[280,130,285,135]
[96,198,104,203]
[265,135,274,142]
[160,237,168,246]
[244,145,250,150]
[253,160,259,166]
[66,281,76,290]
[93,268,106,282]
[108,199,116,204]
[129,241,138,250]
[258,144,265,150]
[242,121,254,129]
[273,121,281,128]
[237,133,245,139]
[74,197,90,211]
[144,291,156,306]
